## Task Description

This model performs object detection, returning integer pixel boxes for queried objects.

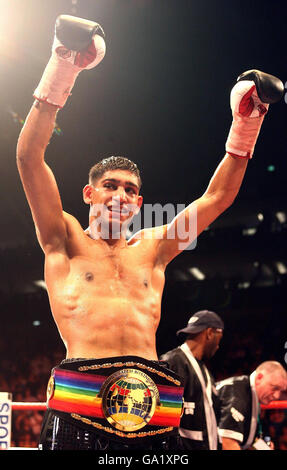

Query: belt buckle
[100,368,160,432]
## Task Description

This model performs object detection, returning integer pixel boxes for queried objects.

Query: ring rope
[11,400,287,411]
[12,402,47,410]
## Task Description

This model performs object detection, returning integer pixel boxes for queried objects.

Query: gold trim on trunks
[78,361,180,386]
[71,413,173,438]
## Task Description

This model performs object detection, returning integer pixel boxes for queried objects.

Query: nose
[273,390,281,400]
[114,186,127,202]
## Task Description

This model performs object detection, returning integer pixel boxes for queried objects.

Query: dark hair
[89,156,142,189]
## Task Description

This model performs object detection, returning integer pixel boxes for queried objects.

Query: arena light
[242,227,257,236]
[189,267,205,280]
[0,1,13,38]
[0,0,24,62]
[275,212,286,224]
[276,262,287,275]
[34,280,47,290]
[237,282,250,289]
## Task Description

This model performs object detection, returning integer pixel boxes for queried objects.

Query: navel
[143,279,148,288]
[85,272,94,282]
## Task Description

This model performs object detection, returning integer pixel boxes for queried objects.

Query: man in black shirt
[161,310,224,450]
[216,361,287,450]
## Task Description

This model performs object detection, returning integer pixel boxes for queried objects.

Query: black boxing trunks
[39,356,184,450]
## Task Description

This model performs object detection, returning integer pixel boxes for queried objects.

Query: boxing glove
[225,70,284,159]
[34,15,106,108]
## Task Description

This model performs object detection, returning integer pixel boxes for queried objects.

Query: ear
[255,372,263,385]
[83,184,93,205]
[205,327,213,340]
[134,195,143,215]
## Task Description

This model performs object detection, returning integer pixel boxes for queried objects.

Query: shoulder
[161,347,191,386]
[128,225,167,243]
[62,211,86,238]
[161,347,190,369]
[161,347,182,361]
[44,211,85,254]
[216,375,250,402]
[63,211,82,227]
[127,226,170,266]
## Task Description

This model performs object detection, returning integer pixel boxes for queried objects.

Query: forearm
[203,153,248,210]
[221,437,242,450]
[202,71,283,211]
[16,101,58,164]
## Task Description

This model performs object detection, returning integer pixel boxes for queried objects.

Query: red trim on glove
[227,151,252,160]
[33,95,63,109]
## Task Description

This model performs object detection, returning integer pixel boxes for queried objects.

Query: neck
[185,340,204,360]
[86,223,128,247]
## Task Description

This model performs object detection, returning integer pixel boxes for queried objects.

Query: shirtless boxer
[16,16,283,450]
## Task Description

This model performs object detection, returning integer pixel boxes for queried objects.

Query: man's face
[83,169,143,233]
[255,371,286,405]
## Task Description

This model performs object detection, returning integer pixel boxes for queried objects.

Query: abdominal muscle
[46,263,163,361]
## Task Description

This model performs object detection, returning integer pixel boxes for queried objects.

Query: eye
[126,187,136,195]
[104,182,117,190]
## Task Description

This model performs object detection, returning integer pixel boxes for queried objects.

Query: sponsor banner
[0,393,12,450]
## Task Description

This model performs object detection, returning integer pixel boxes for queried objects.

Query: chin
[108,212,125,222]
[260,398,271,406]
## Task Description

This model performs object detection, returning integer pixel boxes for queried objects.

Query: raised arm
[156,70,284,265]
[16,15,106,253]
[16,101,67,252]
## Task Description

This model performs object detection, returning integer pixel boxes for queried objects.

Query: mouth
[107,206,130,216]
[262,396,273,405]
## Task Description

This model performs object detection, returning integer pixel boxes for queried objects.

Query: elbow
[16,140,30,166]
[16,152,30,171]
[16,152,40,178]
[216,192,237,214]
[16,153,25,172]
[16,146,44,169]
[16,152,25,165]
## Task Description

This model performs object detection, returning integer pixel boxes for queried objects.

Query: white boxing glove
[34,17,106,108]
[225,80,268,159]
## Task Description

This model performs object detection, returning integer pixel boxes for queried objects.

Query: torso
[44,214,166,360]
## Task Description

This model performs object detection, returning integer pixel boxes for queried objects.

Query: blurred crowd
[0,349,64,449]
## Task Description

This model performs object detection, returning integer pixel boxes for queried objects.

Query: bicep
[17,158,67,251]
[156,195,223,265]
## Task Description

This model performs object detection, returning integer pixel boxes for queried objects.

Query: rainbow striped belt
[47,356,184,441]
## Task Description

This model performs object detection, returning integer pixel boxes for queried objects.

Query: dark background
[0,0,286,377]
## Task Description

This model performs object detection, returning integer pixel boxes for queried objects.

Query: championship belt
[47,356,184,442]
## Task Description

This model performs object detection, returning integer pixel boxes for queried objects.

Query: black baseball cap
[176,310,224,336]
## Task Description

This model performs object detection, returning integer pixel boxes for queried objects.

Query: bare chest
[45,238,163,297]
[74,250,152,290]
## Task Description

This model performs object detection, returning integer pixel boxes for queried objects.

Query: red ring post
[261,400,287,410]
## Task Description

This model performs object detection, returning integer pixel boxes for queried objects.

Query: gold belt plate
[100,368,160,432]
